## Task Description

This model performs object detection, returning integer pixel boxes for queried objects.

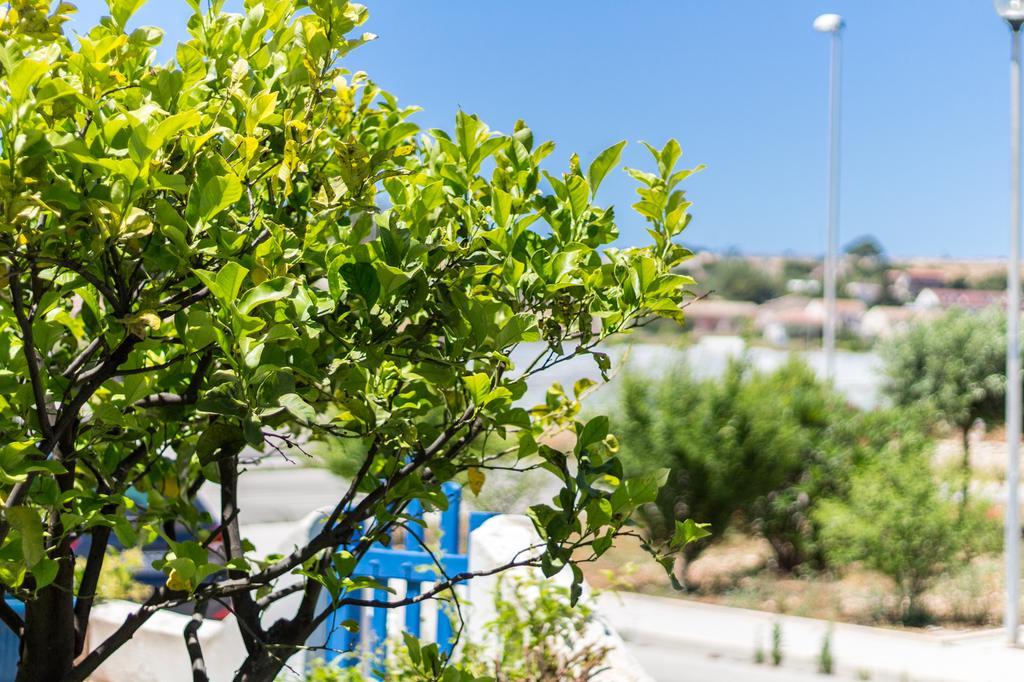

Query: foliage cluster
[615,358,845,572]
[0,0,707,679]
[614,355,1000,622]
[814,450,959,625]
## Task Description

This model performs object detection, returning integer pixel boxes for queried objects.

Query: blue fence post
[403,563,422,638]
[311,484,490,673]
[0,599,22,682]
[369,560,388,665]
[440,483,461,554]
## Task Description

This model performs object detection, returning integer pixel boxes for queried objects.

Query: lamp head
[996,0,1024,27]
[813,13,844,33]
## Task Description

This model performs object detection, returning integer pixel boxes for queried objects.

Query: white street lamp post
[814,13,844,381]
[996,0,1024,648]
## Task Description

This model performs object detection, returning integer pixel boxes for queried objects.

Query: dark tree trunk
[959,425,971,521]
[769,537,804,573]
[17,553,76,682]
[233,651,291,682]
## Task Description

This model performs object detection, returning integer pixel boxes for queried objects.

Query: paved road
[629,640,829,682]
[601,591,1024,682]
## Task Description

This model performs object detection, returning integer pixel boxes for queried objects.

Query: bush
[615,358,845,571]
[814,451,959,625]
[702,258,784,303]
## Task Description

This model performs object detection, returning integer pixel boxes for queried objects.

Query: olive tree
[0,1,705,680]
[879,308,1006,514]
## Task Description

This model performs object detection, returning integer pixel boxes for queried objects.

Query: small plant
[305,573,613,681]
[818,627,834,675]
[770,622,783,666]
[461,573,612,681]
[815,450,959,625]
[753,628,766,664]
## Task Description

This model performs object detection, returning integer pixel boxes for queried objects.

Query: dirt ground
[583,532,1004,630]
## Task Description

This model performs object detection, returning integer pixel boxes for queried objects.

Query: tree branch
[183,603,209,682]
[217,446,265,654]
[24,255,124,316]
[64,588,183,682]
[62,338,105,380]
[72,520,112,656]
[0,334,141,545]
[9,272,52,440]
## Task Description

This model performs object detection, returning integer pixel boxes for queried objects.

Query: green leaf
[659,139,682,178]
[565,175,590,220]
[216,262,250,302]
[463,373,490,406]
[279,393,316,423]
[8,507,44,567]
[151,110,201,149]
[374,262,411,299]
[492,188,512,228]
[190,159,242,223]
[495,314,539,347]
[672,519,712,547]
[340,262,380,306]
[626,469,669,506]
[575,416,609,455]
[587,141,626,196]
[238,278,294,315]
[7,59,50,103]
[246,92,278,133]
[108,0,149,28]
[31,557,59,589]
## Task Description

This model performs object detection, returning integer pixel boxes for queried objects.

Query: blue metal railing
[0,599,23,681]
[312,483,495,673]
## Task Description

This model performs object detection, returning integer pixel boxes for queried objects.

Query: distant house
[844,281,884,305]
[888,268,947,302]
[759,294,812,312]
[913,287,1004,312]
[805,298,867,334]
[786,278,821,295]
[684,299,759,335]
[757,307,821,346]
[756,296,865,345]
[860,305,936,340]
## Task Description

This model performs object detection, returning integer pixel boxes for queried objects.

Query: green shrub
[615,358,845,571]
[815,451,958,625]
[305,573,609,682]
[461,574,609,682]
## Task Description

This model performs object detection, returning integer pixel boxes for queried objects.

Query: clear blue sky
[68,1,1018,259]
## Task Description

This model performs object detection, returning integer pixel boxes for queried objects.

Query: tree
[842,235,884,262]
[814,450,957,625]
[0,1,705,680]
[614,359,843,573]
[879,308,1006,516]
[701,258,783,303]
